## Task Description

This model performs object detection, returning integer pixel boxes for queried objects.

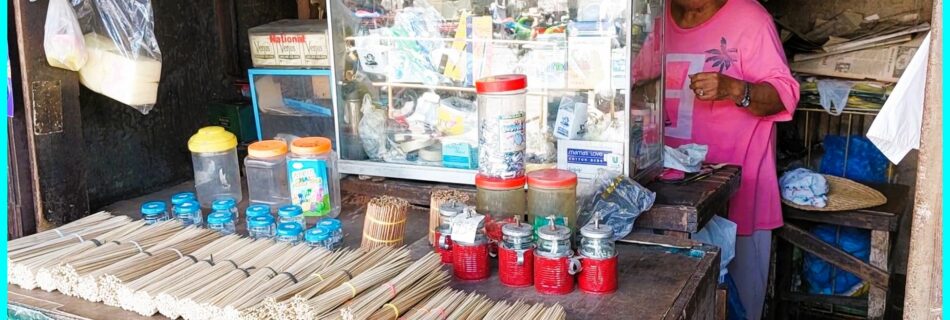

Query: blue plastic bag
[819,135,889,183]
[803,224,870,296]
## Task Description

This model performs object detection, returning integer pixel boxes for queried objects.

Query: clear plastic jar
[316,218,343,250]
[188,127,243,208]
[579,227,616,259]
[207,211,236,235]
[535,217,572,258]
[275,222,304,244]
[140,201,169,225]
[247,215,276,239]
[278,204,306,229]
[527,169,578,230]
[170,192,196,213]
[474,174,526,221]
[245,204,271,230]
[287,137,341,219]
[245,140,291,206]
[502,222,534,250]
[211,197,239,220]
[173,200,203,227]
[305,226,332,250]
[475,75,528,179]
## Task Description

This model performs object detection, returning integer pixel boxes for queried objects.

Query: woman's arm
[688,72,787,117]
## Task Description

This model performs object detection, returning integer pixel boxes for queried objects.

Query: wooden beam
[775,223,889,289]
[903,0,943,318]
[12,0,90,230]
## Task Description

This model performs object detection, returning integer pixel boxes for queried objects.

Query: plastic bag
[817,79,853,116]
[577,170,656,241]
[692,215,737,283]
[75,0,162,114]
[358,94,388,160]
[44,0,87,71]
[663,143,707,173]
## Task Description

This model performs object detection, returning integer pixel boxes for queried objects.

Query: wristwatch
[736,82,751,108]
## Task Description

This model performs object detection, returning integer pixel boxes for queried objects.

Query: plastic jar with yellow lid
[188,126,242,208]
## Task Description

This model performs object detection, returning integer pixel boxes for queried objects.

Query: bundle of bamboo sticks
[428,189,471,245]
[361,196,410,249]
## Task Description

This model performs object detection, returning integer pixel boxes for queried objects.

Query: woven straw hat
[783,175,887,212]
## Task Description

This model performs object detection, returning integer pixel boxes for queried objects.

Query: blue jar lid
[174,201,200,214]
[276,222,303,236]
[248,215,275,228]
[212,198,237,211]
[170,192,197,205]
[317,218,341,231]
[246,204,271,218]
[140,201,167,216]
[305,226,331,242]
[278,205,303,218]
[207,212,233,225]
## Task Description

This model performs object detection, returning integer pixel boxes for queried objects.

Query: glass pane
[251,72,338,146]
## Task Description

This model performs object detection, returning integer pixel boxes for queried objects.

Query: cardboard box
[249,20,330,68]
[557,140,624,182]
[790,36,924,82]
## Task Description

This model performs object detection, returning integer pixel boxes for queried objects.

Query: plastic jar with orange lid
[287,137,341,219]
[246,140,290,206]
[527,169,578,230]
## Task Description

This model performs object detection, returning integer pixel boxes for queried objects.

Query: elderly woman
[636,0,799,318]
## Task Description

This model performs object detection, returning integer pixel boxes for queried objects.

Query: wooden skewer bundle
[446,292,493,320]
[8,212,116,253]
[428,189,471,245]
[368,270,450,320]
[53,220,186,296]
[361,196,410,249]
[9,216,133,290]
[335,252,444,320]
[81,227,223,305]
[119,236,252,316]
[296,249,411,318]
[33,220,151,292]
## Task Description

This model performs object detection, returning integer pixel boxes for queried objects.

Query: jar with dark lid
[527,169,577,230]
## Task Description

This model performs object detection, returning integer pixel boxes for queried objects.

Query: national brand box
[557,140,624,182]
[249,20,330,68]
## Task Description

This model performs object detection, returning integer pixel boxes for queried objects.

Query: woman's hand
[688,72,744,103]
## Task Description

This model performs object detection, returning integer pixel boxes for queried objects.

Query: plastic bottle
[188,126,243,208]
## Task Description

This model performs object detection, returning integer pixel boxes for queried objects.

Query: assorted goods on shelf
[7,214,566,320]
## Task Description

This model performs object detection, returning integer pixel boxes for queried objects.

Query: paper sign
[451,213,485,244]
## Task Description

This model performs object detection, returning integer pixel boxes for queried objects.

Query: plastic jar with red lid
[527,169,578,230]
[476,74,528,179]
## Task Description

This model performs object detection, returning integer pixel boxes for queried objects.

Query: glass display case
[327,0,664,185]
[249,68,339,145]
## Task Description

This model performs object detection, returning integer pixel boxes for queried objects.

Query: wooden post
[903,0,943,318]
[11,0,90,230]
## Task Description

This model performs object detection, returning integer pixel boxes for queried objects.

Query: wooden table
[341,165,743,238]
[772,183,909,319]
[8,183,721,320]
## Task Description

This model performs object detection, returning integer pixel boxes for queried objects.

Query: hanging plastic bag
[44,0,87,71]
[358,94,388,160]
[75,0,162,114]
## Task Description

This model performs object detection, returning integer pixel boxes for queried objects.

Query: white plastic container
[287,137,341,218]
[245,140,291,206]
[188,126,243,208]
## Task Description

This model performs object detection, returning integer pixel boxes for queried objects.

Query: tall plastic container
[527,169,578,230]
[475,74,527,180]
[246,140,291,206]
[188,126,243,208]
[287,137,341,219]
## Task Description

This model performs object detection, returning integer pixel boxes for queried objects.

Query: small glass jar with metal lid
[278,205,306,229]
[535,216,573,257]
[211,197,239,219]
[498,218,535,287]
[579,219,616,259]
[501,219,534,250]
[140,201,169,225]
[207,211,236,235]
[275,222,304,244]
[451,209,491,281]
[436,202,465,249]
[247,215,276,239]
[173,200,203,227]
[305,226,333,250]
[316,218,343,250]
[245,204,272,230]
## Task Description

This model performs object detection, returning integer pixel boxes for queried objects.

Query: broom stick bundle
[8,212,116,253]
[404,288,466,320]
[361,196,409,249]
[445,292,493,320]
[53,220,186,296]
[80,227,223,304]
[367,269,450,320]
[295,249,411,318]
[428,189,470,245]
